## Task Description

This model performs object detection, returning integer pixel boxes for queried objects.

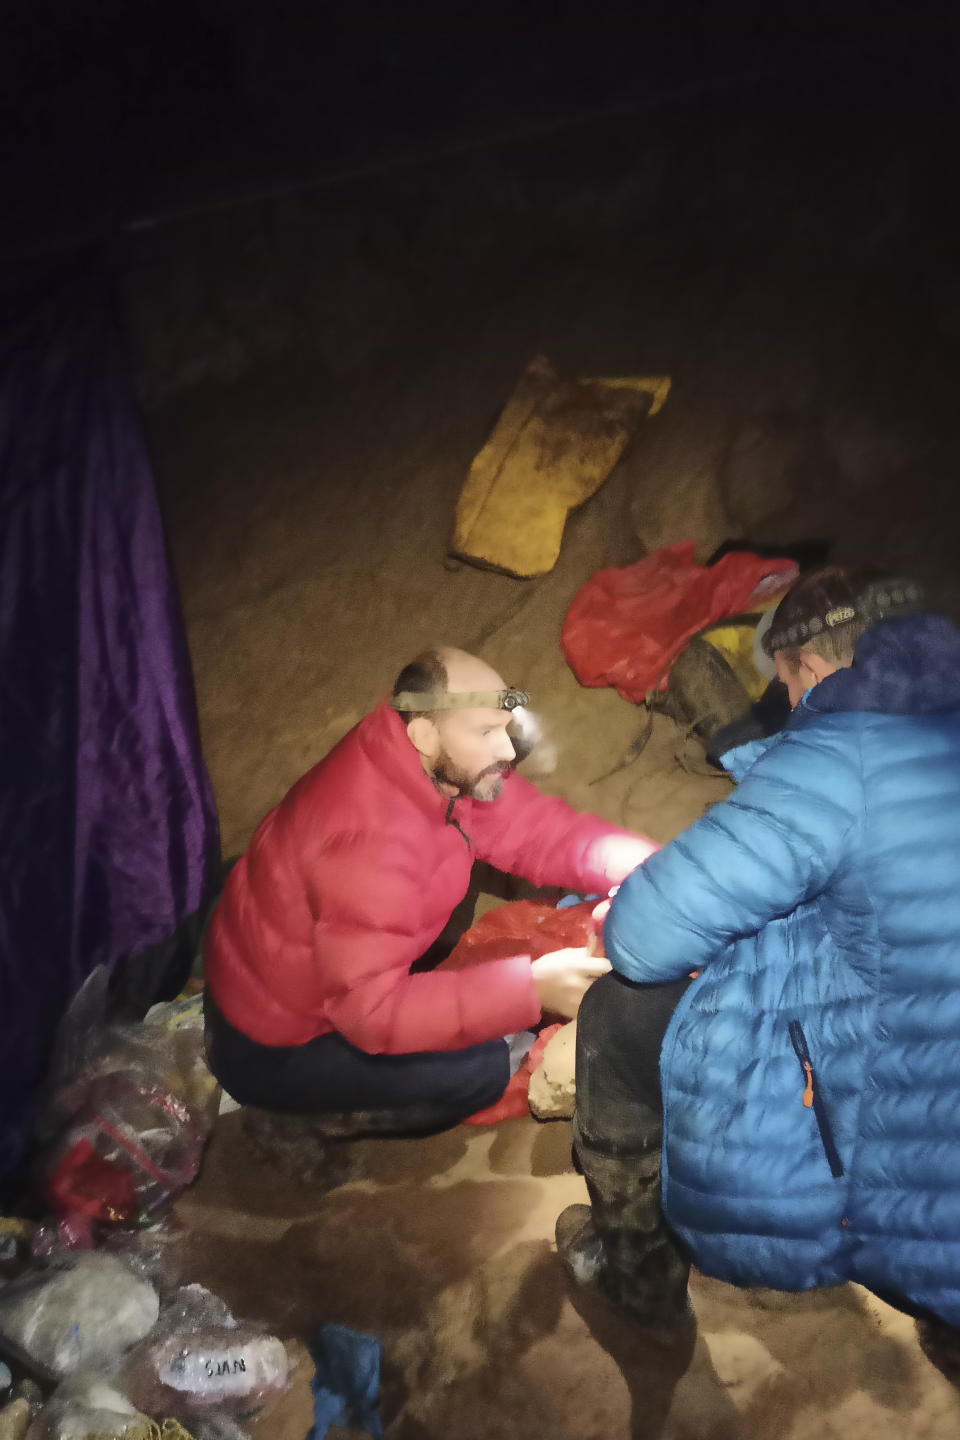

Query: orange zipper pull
[802,1061,814,1108]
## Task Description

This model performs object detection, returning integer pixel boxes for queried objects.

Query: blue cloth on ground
[556,892,600,909]
[306,1323,383,1440]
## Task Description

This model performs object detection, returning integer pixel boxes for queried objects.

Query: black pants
[569,970,692,1322]
[204,992,510,1131]
[575,969,690,1149]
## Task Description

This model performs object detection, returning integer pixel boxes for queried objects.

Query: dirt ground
[143,116,960,1437]
[178,1118,960,1440]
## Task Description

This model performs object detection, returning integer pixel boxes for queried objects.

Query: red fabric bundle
[561,542,797,704]
[443,898,599,970]
[446,898,599,1125]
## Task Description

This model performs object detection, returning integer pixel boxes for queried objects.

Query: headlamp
[391,686,531,714]
[762,579,923,657]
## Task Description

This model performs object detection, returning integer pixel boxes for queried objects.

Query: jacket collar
[804,614,960,717]
[720,614,960,781]
[358,700,453,818]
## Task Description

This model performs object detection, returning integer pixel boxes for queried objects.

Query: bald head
[391,647,508,717]
[393,647,517,801]
[436,646,506,696]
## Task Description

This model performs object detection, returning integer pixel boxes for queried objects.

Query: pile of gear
[0,1254,288,1440]
[1,973,386,1440]
[0,979,295,1440]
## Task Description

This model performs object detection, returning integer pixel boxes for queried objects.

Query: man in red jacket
[204,647,657,1132]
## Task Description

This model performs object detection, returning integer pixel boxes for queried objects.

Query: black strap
[444,797,471,847]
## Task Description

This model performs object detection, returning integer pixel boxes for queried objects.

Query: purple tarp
[0,262,219,1185]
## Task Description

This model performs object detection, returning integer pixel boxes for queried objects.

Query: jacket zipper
[787,1020,844,1179]
[444,798,471,848]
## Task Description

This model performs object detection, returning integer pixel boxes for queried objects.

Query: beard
[433,750,509,802]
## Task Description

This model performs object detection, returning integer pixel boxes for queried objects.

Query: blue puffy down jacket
[604,614,960,1323]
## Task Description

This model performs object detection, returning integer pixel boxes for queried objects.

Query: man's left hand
[586,832,661,887]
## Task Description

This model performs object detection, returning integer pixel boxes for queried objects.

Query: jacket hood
[804,613,960,717]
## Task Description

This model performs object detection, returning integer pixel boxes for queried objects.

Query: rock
[627,411,732,560]
[821,412,911,491]
[719,415,836,533]
[528,1021,577,1119]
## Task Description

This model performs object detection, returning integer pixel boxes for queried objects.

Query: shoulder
[740,712,865,794]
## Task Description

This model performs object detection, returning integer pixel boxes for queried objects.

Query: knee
[463,1039,512,1112]
[577,971,621,1041]
[431,1039,511,1120]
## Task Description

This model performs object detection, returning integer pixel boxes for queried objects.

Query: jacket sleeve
[604,726,863,983]
[467,773,660,893]
[306,834,540,1055]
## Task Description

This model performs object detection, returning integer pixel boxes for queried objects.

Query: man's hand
[531,948,612,1019]
[584,832,661,887]
[590,893,615,930]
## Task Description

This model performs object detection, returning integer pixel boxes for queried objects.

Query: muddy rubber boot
[556,1118,693,1339]
[240,1109,360,1192]
[240,1099,455,1191]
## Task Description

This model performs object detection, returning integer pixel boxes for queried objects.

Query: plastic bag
[0,1253,159,1379]
[561,542,797,704]
[122,1286,289,1420]
[0,1222,34,1279]
[188,1417,252,1440]
[98,1222,188,1301]
[38,977,219,1227]
[28,1216,96,1262]
[23,1371,150,1439]
[442,898,601,971]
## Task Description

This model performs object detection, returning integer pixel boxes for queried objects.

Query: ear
[774,653,796,688]
[406,716,440,761]
[799,651,840,686]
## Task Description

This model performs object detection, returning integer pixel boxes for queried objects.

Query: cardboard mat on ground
[450,355,670,577]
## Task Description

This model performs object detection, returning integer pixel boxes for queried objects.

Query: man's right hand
[531,948,612,1019]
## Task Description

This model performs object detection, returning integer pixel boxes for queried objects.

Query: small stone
[528,1020,577,1119]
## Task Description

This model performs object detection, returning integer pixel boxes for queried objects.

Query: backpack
[594,608,789,781]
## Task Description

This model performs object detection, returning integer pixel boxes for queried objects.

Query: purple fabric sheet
[0,262,219,1182]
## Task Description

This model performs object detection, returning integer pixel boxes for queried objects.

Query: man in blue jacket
[556,567,960,1346]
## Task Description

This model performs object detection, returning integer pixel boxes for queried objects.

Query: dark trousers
[204,992,509,1132]
[576,969,690,1149]
[570,969,692,1321]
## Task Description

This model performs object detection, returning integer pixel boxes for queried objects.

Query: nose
[493,729,516,764]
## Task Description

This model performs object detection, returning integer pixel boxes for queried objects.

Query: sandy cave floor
[175,1114,960,1440]
[146,149,960,1437]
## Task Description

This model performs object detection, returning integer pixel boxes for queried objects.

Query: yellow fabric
[450,356,670,577]
[701,624,769,702]
[579,374,671,414]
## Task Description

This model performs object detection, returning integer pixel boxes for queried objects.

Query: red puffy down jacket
[205,701,651,1054]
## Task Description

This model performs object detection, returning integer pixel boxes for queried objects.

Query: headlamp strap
[391,687,530,713]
